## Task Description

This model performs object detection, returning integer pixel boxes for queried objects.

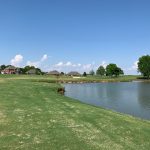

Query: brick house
[1,66,17,74]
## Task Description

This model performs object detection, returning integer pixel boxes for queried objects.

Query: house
[1,66,17,74]
[48,70,60,76]
[68,71,81,76]
[26,69,37,75]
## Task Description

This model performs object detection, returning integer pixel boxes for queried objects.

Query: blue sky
[0,0,150,74]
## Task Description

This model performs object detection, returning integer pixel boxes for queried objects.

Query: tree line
[87,63,124,77]
[91,55,150,78]
[0,65,44,75]
[0,55,150,78]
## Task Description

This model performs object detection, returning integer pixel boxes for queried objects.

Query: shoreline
[58,79,150,84]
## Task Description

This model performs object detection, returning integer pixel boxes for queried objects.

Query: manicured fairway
[0,76,150,150]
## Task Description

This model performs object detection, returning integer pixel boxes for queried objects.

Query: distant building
[68,71,81,76]
[1,66,17,74]
[48,70,60,76]
[26,69,37,75]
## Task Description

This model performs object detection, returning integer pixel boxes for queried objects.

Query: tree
[35,68,42,75]
[83,72,87,77]
[60,72,65,75]
[114,67,124,76]
[138,55,150,79]
[22,66,43,75]
[23,66,35,74]
[0,65,6,70]
[89,70,95,76]
[96,66,105,76]
[106,64,124,77]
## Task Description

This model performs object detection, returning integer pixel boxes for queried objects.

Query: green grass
[0,76,150,150]
[0,74,140,82]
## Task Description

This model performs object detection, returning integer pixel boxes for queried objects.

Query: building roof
[68,71,81,76]
[48,70,60,75]
[4,66,16,70]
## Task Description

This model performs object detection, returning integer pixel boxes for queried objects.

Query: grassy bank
[0,74,140,83]
[0,76,150,149]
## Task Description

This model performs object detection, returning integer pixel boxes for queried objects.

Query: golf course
[0,75,150,150]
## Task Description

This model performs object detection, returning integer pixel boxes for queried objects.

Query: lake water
[64,82,150,120]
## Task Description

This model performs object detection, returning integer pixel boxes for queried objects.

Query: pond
[64,82,150,120]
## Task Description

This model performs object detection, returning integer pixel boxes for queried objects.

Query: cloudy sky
[0,0,150,74]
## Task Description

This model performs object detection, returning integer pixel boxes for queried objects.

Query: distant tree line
[86,54,150,79]
[21,66,44,75]
[1,55,150,78]
[87,63,124,77]
[0,65,44,75]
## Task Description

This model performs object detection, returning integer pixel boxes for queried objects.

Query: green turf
[0,74,140,82]
[0,76,150,150]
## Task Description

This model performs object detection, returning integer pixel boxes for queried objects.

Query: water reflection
[64,82,150,120]
[137,82,150,110]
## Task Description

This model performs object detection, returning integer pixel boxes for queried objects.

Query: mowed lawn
[0,77,150,150]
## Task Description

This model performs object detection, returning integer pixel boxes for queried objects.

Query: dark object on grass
[57,88,65,95]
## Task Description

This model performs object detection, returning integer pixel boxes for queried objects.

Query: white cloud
[94,61,108,69]
[52,61,95,73]
[101,61,107,68]
[52,60,109,73]
[126,61,138,71]
[11,54,23,67]
[26,61,39,67]
[54,62,64,67]
[132,61,138,70]
[94,61,108,71]
[83,64,92,70]
[41,54,48,62]
[66,61,72,66]
[123,61,139,75]
[54,61,77,67]
[26,54,48,68]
